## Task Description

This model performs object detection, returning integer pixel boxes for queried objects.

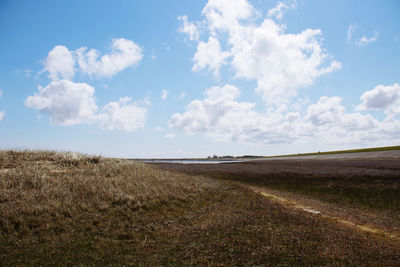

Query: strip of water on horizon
[139,159,244,164]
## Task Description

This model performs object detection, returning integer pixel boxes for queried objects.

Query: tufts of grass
[0,150,222,264]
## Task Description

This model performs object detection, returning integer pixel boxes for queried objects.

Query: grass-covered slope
[264,145,400,158]
[0,150,222,265]
[1,150,400,265]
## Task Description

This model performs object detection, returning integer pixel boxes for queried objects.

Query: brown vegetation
[1,151,400,265]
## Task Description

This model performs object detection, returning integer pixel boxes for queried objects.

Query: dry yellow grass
[0,150,220,238]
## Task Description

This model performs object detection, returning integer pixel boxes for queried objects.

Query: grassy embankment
[264,145,400,158]
[1,150,400,265]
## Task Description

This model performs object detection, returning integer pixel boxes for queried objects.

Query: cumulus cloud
[230,20,341,104]
[178,15,200,41]
[25,80,98,125]
[357,83,400,117]
[98,97,147,132]
[174,1,400,146]
[169,84,400,145]
[76,38,143,78]
[170,84,298,143]
[42,45,76,80]
[170,85,251,135]
[356,32,379,46]
[161,89,169,100]
[307,96,376,129]
[285,112,300,122]
[41,38,142,80]
[304,96,384,144]
[182,0,341,105]
[202,0,255,33]
[192,37,230,77]
[267,0,297,20]
[30,38,147,132]
[25,80,147,132]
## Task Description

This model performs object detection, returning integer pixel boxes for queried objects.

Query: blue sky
[0,0,399,158]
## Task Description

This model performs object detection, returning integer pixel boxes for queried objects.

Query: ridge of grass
[263,145,400,158]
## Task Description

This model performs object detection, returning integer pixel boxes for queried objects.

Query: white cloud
[169,84,295,143]
[357,83,400,117]
[164,133,175,139]
[356,32,379,46]
[192,36,230,77]
[29,38,147,132]
[25,79,98,125]
[186,0,341,105]
[202,0,255,33]
[267,1,297,20]
[175,1,400,146]
[170,85,249,135]
[76,38,143,78]
[347,24,357,41]
[178,15,200,41]
[0,90,3,98]
[170,84,400,145]
[307,96,376,129]
[26,80,147,132]
[285,112,300,122]
[161,89,169,100]
[230,20,341,104]
[305,96,383,144]
[98,97,147,132]
[42,45,76,81]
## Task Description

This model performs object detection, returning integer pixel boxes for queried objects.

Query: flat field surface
[152,157,400,247]
[1,150,400,265]
[152,157,400,214]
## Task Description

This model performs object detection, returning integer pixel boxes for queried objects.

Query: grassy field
[154,159,400,217]
[263,145,400,158]
[1,150,400,265]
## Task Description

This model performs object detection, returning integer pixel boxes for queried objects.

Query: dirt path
[241,183,400,242]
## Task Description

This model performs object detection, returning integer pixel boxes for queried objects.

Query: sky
[0,0,399,158]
